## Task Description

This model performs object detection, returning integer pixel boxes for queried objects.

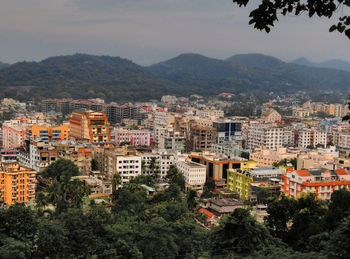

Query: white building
[115,155,142,184]
[338,133,350,149]
[294,129,327,148]
[176,160,206,191]
[141,153,174,178]
[154,110,168,127]
[247,124,283,150]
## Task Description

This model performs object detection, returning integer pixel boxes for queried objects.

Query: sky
[0,0,349,65]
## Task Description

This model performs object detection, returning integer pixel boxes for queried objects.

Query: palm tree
[149,157,160,180]
[111,173,122,192]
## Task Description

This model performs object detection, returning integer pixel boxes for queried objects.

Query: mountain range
[0,53,349,102]
[0,61,9,70]
[292,57,350,72]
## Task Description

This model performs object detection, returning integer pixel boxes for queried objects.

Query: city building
[226,169,253,200]
[282,169,350,200]
[213,120,243,144]
[69,110,110,143]
[112,127,152,146]
[0,163,36,205]
[176,160,206,192]
[27,124,69,143]
[250,148,298,167]
[294,129,327,148]
[2,119,27,149]
[190,152,241,183]
[261,109,282,123]
[247,124,283,150]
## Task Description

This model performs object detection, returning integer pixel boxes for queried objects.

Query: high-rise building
[69,111,110,143]
[247,124,283,150]
[213,120,242,144]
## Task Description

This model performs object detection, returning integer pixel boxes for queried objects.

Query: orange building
[282,169,350,200]
[0,163,36,205]
[69,111,110,143]
[189,152,241,185]
[27,125,69,143]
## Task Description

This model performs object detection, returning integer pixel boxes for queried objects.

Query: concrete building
[190,152,241,182]
[27,124,69,144]
[282,169,350,200]
[213,120,243,144]
[247,124,283,150]
[0,163,36,205]
[250,148,297,167]
[69,110,110,143]
[113,127,152,146]
[294,129,327,148]
[261,109,282,123]
[176,160,206,192]
[2,119,27,149]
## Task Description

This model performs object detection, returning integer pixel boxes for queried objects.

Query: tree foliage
[232,0,350,39]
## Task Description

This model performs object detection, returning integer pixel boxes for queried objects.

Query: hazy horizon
[1,0,349,65]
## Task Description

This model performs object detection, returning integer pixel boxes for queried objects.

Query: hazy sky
[1,0,349,65]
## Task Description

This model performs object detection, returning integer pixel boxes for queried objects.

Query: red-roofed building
[199,208,214,219]
[282,169,350,200]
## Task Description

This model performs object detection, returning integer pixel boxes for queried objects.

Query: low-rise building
[176,160,206,192]
[282,169,350,200]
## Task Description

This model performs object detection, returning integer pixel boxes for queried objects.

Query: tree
[91,158,99,171]
[111,173,122,192]
[166,165,186,191]
[210,208,277,257]
[148,157,160,180]
[186,189,198,210]
[232,0,350,39]
[41,158,79,183]
[326,216,350,258]
[324,188,350,231]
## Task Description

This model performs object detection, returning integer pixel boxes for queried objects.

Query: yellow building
[241,160,257,170]
[0,163,36,205]
[226,169,253,200]
[28,124,69,142]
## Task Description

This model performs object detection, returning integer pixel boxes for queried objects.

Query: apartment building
[282,169,350,200]
[250,148,297,167]
[141,153,174,178]
[105,103,142,124]
[2,119,27,149]
[27,124,69,143]
[113,127,152,146]
[247,124,283,150]
[213,120,243,144]
[187,123,216,152]
[294,129,327,148]
[69,111,110,143]
[0,163,36,205]
[176,160,206,191]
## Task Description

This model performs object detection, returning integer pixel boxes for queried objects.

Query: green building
[226,169,253,200]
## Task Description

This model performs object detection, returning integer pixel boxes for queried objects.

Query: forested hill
[292,57,350,72]
[0,61,9,70]
[0,53,349,102]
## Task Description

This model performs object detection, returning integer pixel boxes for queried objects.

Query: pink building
[113,127,152,146]
[2,119,27,149]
